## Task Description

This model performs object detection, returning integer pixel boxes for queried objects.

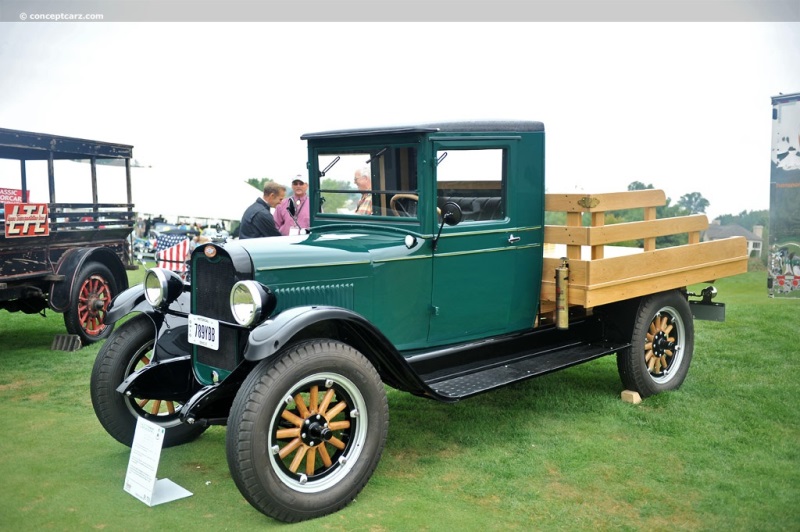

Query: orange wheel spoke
[141,355,151,365]
[328,436,346,451]
[306,447,317,476]
[318,388,335,415]
[645,350,654,362]
[309,385,319,414]
[281,410,305,427]
[325,401,347,420]
[294,394,310,418]
[150,400,162,414]
[278,438,303,459]
[318,443,332,467]
[276,427,301,439]
[137,398,149,408]
[288,445,308,473]
[166,401,175,414]
[328,420,350,431]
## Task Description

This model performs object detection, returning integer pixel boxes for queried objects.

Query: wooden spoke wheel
[617,290,694,398]
[226,340,388,523]
[270,374,366,490]
[64,262,118,345]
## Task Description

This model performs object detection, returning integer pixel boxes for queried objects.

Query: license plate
[188,314,219,350]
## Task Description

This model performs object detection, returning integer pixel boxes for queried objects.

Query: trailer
[768,92,800,297]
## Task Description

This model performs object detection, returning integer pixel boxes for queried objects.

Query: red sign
[4,203,50,238]
[0,188,30,203]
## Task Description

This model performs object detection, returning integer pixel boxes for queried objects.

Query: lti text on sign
[4,203,50,238]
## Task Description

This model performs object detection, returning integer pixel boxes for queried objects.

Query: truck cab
[277,121,545,348]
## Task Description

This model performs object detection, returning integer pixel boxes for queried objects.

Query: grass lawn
[0,270,798,530]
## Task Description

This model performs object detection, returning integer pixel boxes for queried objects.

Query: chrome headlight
[230,280,276,326]
[143,268,183,308]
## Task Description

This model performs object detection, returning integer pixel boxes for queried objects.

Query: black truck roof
[0,127,133,161]
[301,120,545,140]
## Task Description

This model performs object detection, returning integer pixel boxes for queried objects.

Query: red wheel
[64,262,119,345]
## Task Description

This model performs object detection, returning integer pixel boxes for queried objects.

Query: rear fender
[49,247,129,312]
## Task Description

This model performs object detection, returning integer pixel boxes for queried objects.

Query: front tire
[63,262,118,345]
[616,290,694,398]
[226,340,388,523]
[90,314,207,447]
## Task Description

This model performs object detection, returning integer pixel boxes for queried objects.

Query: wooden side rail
[540,189,749,312]
[545,190,703,259]
[541,238,748,308]
[545,214,709,248]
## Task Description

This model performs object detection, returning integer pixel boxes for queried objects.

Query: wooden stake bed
[540,190,749,312]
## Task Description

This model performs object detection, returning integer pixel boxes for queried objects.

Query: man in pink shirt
[274,176,311,235]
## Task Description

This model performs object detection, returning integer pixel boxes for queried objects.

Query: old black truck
[89,121,747,521]
[0,128,135,345]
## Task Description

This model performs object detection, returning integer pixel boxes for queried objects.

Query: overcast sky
[1,22,799,220]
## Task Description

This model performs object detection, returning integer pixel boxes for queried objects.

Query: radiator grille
[192,252,250,373]
[193,254,238,322]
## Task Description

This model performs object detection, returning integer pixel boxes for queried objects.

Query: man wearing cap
[239,181,286,239]
[274,176,310,235]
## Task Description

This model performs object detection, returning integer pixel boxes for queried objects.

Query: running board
[421,341,627,400]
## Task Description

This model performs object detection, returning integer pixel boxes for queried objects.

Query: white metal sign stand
[123,417,192,506]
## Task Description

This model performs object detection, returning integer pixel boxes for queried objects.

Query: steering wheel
[390,194,419,217]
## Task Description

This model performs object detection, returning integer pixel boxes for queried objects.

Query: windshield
[316,146,418,218]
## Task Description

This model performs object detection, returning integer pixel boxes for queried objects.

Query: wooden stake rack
[540,189,748,312]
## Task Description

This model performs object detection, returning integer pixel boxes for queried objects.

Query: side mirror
[441,201,463,226]
[433,201,463,251]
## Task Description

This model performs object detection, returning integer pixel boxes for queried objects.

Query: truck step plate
[425,342,626,400]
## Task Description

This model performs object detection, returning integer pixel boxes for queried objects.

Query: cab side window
[436,148,505,222]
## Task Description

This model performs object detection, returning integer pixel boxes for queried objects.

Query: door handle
[508,234,521,244]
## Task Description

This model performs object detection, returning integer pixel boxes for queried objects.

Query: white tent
[0,159,260,225]
[130,166,259,224]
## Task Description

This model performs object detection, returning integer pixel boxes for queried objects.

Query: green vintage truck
[90,121,748,522]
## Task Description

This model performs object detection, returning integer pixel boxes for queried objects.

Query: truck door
[428,140,535,345]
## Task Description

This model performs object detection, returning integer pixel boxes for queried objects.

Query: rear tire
[226,340,388,522]
[63,262,118,345]
[616,290,694,398]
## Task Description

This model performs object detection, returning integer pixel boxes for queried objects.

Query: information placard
[123,417,192,506]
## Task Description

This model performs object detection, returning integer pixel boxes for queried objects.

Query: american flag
[156,234,191,272]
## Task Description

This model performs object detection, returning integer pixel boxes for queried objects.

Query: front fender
[244,305,387,361]
[245,305,432,396]
[106,284,148,324]
[106,283,192,325]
